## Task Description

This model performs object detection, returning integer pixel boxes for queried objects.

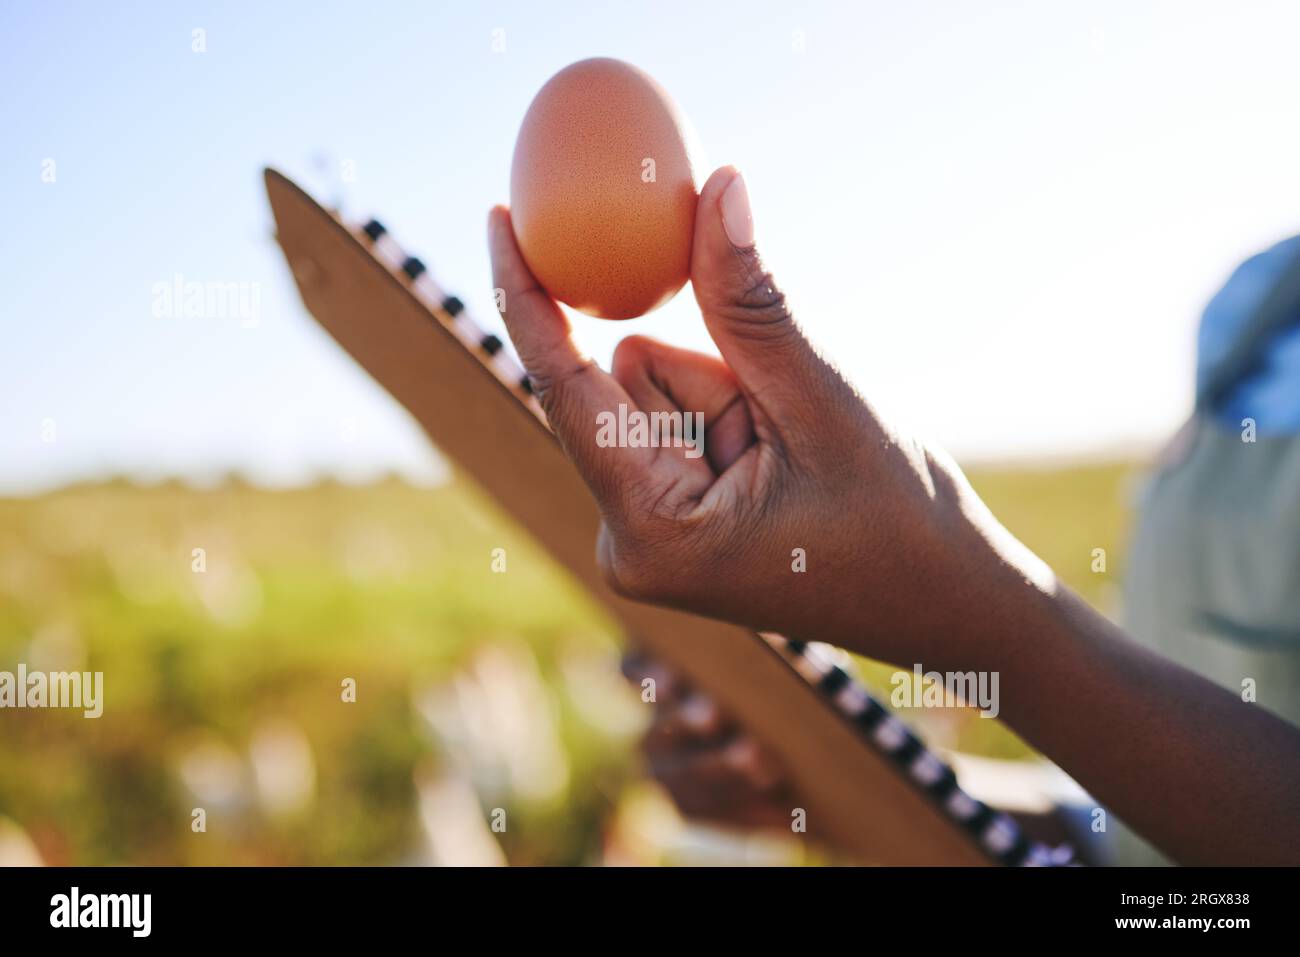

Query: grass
[0,459,1142,864]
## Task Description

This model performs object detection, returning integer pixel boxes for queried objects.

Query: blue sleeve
[1198,234,1300,434]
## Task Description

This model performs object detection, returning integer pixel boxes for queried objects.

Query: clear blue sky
[4,1,1300,493]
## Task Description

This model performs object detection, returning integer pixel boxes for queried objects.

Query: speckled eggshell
[510,58,701,320]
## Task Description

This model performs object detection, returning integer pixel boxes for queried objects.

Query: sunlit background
[2,0,1297,864]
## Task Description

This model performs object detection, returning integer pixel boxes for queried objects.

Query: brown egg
[510,58,701,320]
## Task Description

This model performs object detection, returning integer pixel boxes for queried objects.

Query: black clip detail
[401,256,426,281]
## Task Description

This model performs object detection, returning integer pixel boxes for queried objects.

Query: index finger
[487,206,652,505]
[488,206,591,395]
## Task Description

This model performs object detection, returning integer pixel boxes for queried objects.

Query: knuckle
[722,266,797,338]
[529,357,599,413]
[598,540,657,600]
[597,514,692,603]
[595,488,720,605]
[611,334,653,367]
[609,336,652,386]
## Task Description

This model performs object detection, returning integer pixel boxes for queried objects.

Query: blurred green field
[0,459,1142,865]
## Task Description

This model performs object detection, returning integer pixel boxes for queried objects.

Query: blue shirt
[1198,234,1300,434]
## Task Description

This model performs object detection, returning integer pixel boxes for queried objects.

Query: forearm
[810,484,1300,864]
[972,583,1300,864]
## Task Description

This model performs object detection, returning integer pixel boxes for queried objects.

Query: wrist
[826,499,1061,674]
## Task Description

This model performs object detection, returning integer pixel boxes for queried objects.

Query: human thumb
[690,167,822,409]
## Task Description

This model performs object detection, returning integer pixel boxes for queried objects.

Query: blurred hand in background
[620,650,803,834]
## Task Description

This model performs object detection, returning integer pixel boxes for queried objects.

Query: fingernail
[680,695,719,733]
[720,171,754,248]
[725,738,781,789]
